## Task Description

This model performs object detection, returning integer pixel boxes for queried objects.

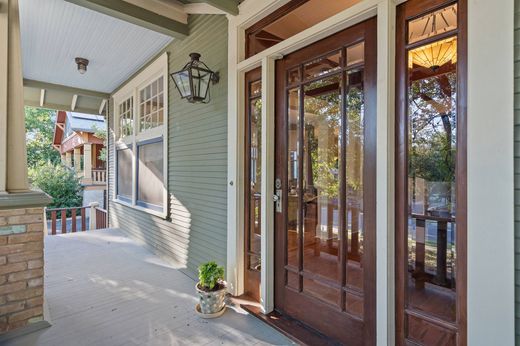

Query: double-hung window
[113,53,168,217]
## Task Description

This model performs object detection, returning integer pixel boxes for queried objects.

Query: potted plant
[196,261,227,318]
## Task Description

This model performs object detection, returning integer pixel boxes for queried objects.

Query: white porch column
[0,0,29,193]
[61,153,66,165]
[83,143,92,184]
[73,147,81,174]
[65,151,72,168]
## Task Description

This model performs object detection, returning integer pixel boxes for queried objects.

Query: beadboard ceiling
[19,0,173,93]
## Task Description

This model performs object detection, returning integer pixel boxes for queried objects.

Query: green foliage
[92,124,107,162]
[29,162,83,211]
[198,261,225,291]
[25,107,61,168]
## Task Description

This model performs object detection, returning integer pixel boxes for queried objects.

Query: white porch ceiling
[19,0,173,93]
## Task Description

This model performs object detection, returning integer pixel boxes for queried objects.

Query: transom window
[118,97,133,138]
[245,0,362,58]
[139,76,164,131]
[113,53,168,217]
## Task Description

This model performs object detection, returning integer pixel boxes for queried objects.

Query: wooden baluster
[81,208,86,231]
[434,221,448,286]
[71,208,77,233]
[61,210,66,234]
[413,218,427,289]
[51,211,57,235]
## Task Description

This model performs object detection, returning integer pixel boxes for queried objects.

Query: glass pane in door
[287,88,300,273]
[302,75,342,291]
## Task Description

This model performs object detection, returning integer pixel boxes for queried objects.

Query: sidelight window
[397,1,465,344]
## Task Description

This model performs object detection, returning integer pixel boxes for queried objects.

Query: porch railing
[95,207,107,229]
[46,202,108,235]
[92,169,107,184]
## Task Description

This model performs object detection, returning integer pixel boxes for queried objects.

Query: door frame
[227,0,398,342]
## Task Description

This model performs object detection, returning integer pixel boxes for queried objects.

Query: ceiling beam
[24,79,110,99]
[71,94,78,111]
[64,0,189,38]
[99,99,107,114]
[190,0,239,15]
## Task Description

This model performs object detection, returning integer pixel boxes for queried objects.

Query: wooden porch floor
[5,229,293,346]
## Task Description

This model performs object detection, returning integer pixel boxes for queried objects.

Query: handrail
[46,203,107,235]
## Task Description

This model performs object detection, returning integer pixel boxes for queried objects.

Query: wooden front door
[274,18,377,345]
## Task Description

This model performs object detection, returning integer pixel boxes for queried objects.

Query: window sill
[112,198,168,220]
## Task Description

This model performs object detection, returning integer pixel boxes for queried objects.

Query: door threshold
[232,295,342,346]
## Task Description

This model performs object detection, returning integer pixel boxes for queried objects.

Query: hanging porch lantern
[170,53,220,104]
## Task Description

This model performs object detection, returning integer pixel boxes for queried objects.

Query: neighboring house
[0,0,517,345]
[53,111,107,208]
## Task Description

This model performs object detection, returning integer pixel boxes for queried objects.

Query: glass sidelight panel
[247,80,262,271]
[244,69,263,301]
[397,1,464,343]
[407,35,458,322]
[302,75,341,285]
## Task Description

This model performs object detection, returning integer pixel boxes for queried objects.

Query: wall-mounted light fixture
[170,53,219,104]
[75,57,89,75]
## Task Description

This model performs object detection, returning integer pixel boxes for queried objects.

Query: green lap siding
[107,14,228,279]
[514,0,520,345]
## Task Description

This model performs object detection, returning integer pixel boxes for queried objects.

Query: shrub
[29,162,83,211]
[198,261,225,291]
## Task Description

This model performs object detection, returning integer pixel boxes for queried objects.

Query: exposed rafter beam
[64,0,189,38]
[24,79,110,99]
[39,89,46,107]
[71,94,78,111]
[99,99,107,114]
[190,0,239,15]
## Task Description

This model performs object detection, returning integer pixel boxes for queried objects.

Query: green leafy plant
[25,107,61,168]
[198,261,225,291]
[29,162,83,215]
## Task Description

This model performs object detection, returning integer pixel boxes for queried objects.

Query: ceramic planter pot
[195,282,226,315]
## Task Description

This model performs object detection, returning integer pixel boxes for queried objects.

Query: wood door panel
[274,17,377,346]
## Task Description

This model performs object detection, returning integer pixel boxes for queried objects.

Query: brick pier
[0,207,46,333]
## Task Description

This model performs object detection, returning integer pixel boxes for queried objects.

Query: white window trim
[112,52,169,219]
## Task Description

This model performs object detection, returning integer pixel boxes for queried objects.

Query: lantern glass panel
[191,66,212,101]
[172,70,192,98]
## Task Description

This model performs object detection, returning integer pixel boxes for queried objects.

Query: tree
[29,162,83,211]
[92,125,107,162]
[25,107,61,168]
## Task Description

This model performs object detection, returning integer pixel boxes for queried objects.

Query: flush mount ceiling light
[75,57,89,75]
[170,53,220,104]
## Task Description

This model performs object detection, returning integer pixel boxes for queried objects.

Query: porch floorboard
[5,229,293,346]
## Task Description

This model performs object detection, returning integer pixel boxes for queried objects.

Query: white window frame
[112,53,169,219]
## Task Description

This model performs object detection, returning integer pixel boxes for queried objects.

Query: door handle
[274,178,282,213]
[273,190,282,213]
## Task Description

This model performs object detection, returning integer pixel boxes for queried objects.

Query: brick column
[0,207,46,333]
